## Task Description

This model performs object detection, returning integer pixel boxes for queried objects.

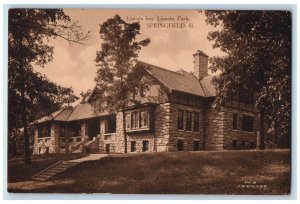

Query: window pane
[177,139,184,151]
[126,113,131,129]
[142,140,149,152]
[131,141,136,152]
[242,115,254,132]
[177,110,184,130]
[131,112,139,129]
[233,113,238,130]
[140,111,149,128]
[193,141,200,151]
[186,111,192,131]
[105,116,116,133]
[193,112,200,132]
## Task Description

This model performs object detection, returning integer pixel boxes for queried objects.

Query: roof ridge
[66,105,78,121]
[138,61,183,76]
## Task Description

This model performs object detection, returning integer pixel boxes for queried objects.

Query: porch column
[33,128,39,155]
[81,121,88,138]
[50,123,59,153]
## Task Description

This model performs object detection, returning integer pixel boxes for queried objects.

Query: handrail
[31,160,62,179]
[70,139,88,152]
[85,138,99,147]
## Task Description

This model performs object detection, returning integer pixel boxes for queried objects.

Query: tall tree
[8,9,88,164]
[93,15,150,153]
[205,11,291,149]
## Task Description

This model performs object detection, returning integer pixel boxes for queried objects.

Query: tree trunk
[21,88,31,165]
[12,136,17,156]
[122,107,127,153]
[257,110,265,150]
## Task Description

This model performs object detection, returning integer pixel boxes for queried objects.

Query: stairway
[31,161,79,181]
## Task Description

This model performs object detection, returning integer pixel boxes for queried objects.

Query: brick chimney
[193,50,209,79]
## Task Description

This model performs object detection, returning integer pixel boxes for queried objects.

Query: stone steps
[31,161,79,181]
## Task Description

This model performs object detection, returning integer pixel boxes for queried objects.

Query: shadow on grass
[8,150,291,194]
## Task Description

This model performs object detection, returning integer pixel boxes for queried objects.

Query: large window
[193,112,200,132]
[142,140,149,152]
[140,111,149,128]
[131,141,136,152]
[105,116,116,134]
[193,141,200,151]
[177,110,184,130]
[126,109,149,131]
[69,122,81,137]
[177,139,184,151]
[38,124,51,138]
[186,111,192,131]
[233,113,238,130]
[242,115,254,132]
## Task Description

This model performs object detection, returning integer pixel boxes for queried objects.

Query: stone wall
[222,107,258,150]
[33,129,39,155]
[49,123,59,153]
[204,107,258,150]
[154,103,171,152]
[168,103,205,151]
[33,123,58,154]
[99,112,126,153]
[205,108,225,150]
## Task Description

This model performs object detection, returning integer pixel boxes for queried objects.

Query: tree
[205,11,291,149]
[93,15,150,153]
[8,9,88,164]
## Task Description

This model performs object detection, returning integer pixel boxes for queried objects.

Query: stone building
[33,50,258,155]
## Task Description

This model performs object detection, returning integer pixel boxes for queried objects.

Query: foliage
[8,9,88,163]
[79,89,92,103]
[205,11,291,147]
[93,15,150,152]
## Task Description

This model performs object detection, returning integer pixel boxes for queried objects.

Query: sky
[33,9,225,96]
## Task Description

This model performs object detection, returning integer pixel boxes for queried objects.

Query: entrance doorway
[87,119,100,141]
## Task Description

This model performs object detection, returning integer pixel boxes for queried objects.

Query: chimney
[193,50,209,79]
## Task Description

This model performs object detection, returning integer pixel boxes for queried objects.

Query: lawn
[7,150,290,194]
[7,153,88,183]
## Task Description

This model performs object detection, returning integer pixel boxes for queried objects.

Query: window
[38,124,51,138]
[233,113,238,130]
[105,144,110,153]
[232,139,237,148]
[242,115,254,132]
[177,110,184,130]
[193,112,200,132]
[193,141,200,151]
[131,112,139,129]
[105,116,116,134]
[70,122,81,137]
[142,140,149,152]
[177,139,184,151]
[131,141,136,152]
[140,111,149,128]
[59,124,65,137]
[126,113,131,129]
[186,111,192,131]
[126,109,150,131]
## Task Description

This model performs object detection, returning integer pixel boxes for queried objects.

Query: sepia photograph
[6,8,291,195]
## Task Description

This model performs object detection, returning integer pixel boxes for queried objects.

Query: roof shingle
[139,61,216,97]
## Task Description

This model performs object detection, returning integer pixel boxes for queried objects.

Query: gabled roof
[34,103,107,124]
[34,108,73,124]
[67,103,107,121]
[138,61,216,97]
[34,61,216,125]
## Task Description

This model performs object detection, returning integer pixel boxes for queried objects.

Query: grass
[7,150,290,195]
[7,153,88,183]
